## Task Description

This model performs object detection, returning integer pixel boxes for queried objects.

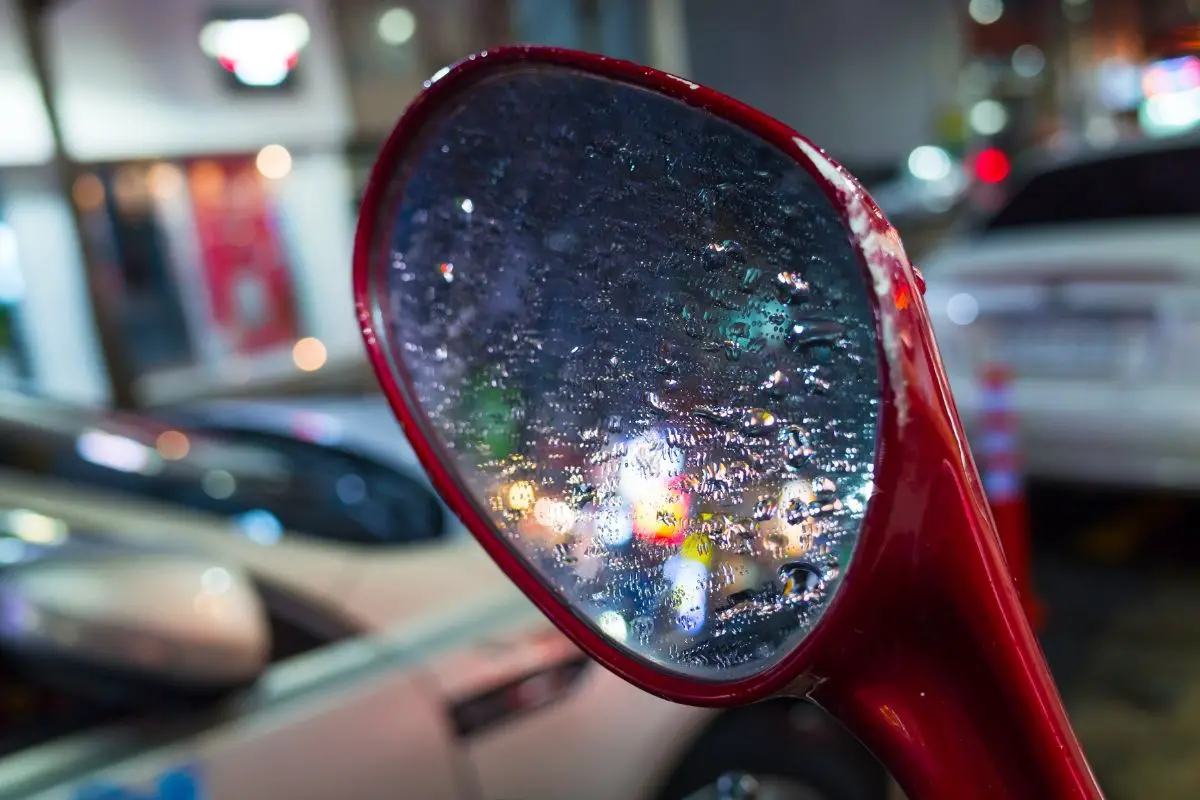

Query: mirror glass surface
[368,64,882,680]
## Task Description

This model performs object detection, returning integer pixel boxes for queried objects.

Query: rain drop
[740,409,778,437]
[569,482,597,508]
[681,302,704,339]
[753,497,778,522]
[725,516,756,541]
[701,239,747,271]
[781,425,814,470]
[774,271,811,303]
[761,369,790,397]
[784,497,821,525]
[786,319,845,352]
[779,562,822,597]
[740,267,764,292]
[694,406,737,427]
[813,477,838,502]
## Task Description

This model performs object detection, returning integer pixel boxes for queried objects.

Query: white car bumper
[949,377,1200,490]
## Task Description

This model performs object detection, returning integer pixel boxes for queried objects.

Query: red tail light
[974,148,1011,184]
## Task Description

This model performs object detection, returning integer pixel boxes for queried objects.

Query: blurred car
[921,133,1200,490]
[0,392,885,800]
[868,146,968,225]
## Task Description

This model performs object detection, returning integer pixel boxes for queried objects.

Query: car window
[0,394,444,546]
[180,427,447,546]
[979,144,1200,233]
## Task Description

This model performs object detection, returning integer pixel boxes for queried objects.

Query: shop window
[0,193,33,390]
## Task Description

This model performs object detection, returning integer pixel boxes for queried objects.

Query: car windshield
[977,142,1200,234]
[0,393,441,545]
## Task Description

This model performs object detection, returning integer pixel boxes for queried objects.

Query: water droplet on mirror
[740,267,763,292]
[681,302,705,339]
[786,319,845,353]
[701,239,747,271]
[781,425,814,470]
[694,405,737,427]
[724,516,757,541]
[784,497,822,525]
[801,370,832,394]
[568,482,597,509]
[774,272,811,305]
[761,369,790,397]
[753,497,778,521]
[740,409,777,437]
[813,477,838,502]
[377,70,883,682]
[779,562,822,598]
[708,287,741,310]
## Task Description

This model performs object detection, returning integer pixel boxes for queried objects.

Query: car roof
[1013,130,1200,181]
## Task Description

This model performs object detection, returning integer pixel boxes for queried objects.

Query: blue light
[236,508,283,545]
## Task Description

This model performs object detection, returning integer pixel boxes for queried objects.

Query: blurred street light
[969,0,1004,26]
[970,99,1009,135]
[377,7,417,46]
[907,146,954,182]
[255,145,293,180]
[1012,44,1045,78]
[292,337,327,372]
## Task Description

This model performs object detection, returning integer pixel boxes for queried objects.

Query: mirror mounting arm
[809,457,1101,800]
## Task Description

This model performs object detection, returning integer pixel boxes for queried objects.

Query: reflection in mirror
[369,66,881,680]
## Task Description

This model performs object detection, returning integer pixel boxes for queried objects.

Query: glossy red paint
[353,46,1103,800]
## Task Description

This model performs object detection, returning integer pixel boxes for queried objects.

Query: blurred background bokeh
[3,1,1200,798]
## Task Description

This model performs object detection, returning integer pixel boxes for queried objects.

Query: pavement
[1031,484,1200,800]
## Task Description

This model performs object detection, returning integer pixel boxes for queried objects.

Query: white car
[921,133,1200,490]
[0,393,884,800]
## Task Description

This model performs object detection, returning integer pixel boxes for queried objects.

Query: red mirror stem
[800,306,1101,800]
[810,460,1100,799]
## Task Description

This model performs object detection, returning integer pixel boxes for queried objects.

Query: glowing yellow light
[156,430,191,460]
[507,480,536,511]
[256,144,293,180]
[292,337,327,371]
[680,531,714,568]
[632,487,688,544]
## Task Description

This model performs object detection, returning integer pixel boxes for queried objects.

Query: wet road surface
[1032,483,1200,799]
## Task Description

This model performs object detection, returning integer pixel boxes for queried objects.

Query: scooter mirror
[356,47,1103,800]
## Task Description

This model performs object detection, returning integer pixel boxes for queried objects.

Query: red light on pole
[973,148,1011,184]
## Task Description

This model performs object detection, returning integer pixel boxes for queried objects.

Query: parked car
[921,133,1200,489]
[0,392,885,800]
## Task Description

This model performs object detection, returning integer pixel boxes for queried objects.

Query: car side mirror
[0,550,270,705]
[353,47,1102,800]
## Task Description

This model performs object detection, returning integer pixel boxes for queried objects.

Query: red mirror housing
[354,46,1103,800]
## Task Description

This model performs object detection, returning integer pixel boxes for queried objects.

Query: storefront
[0,196,31,391]
[1,0,359,406]
[3,0,679,406]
